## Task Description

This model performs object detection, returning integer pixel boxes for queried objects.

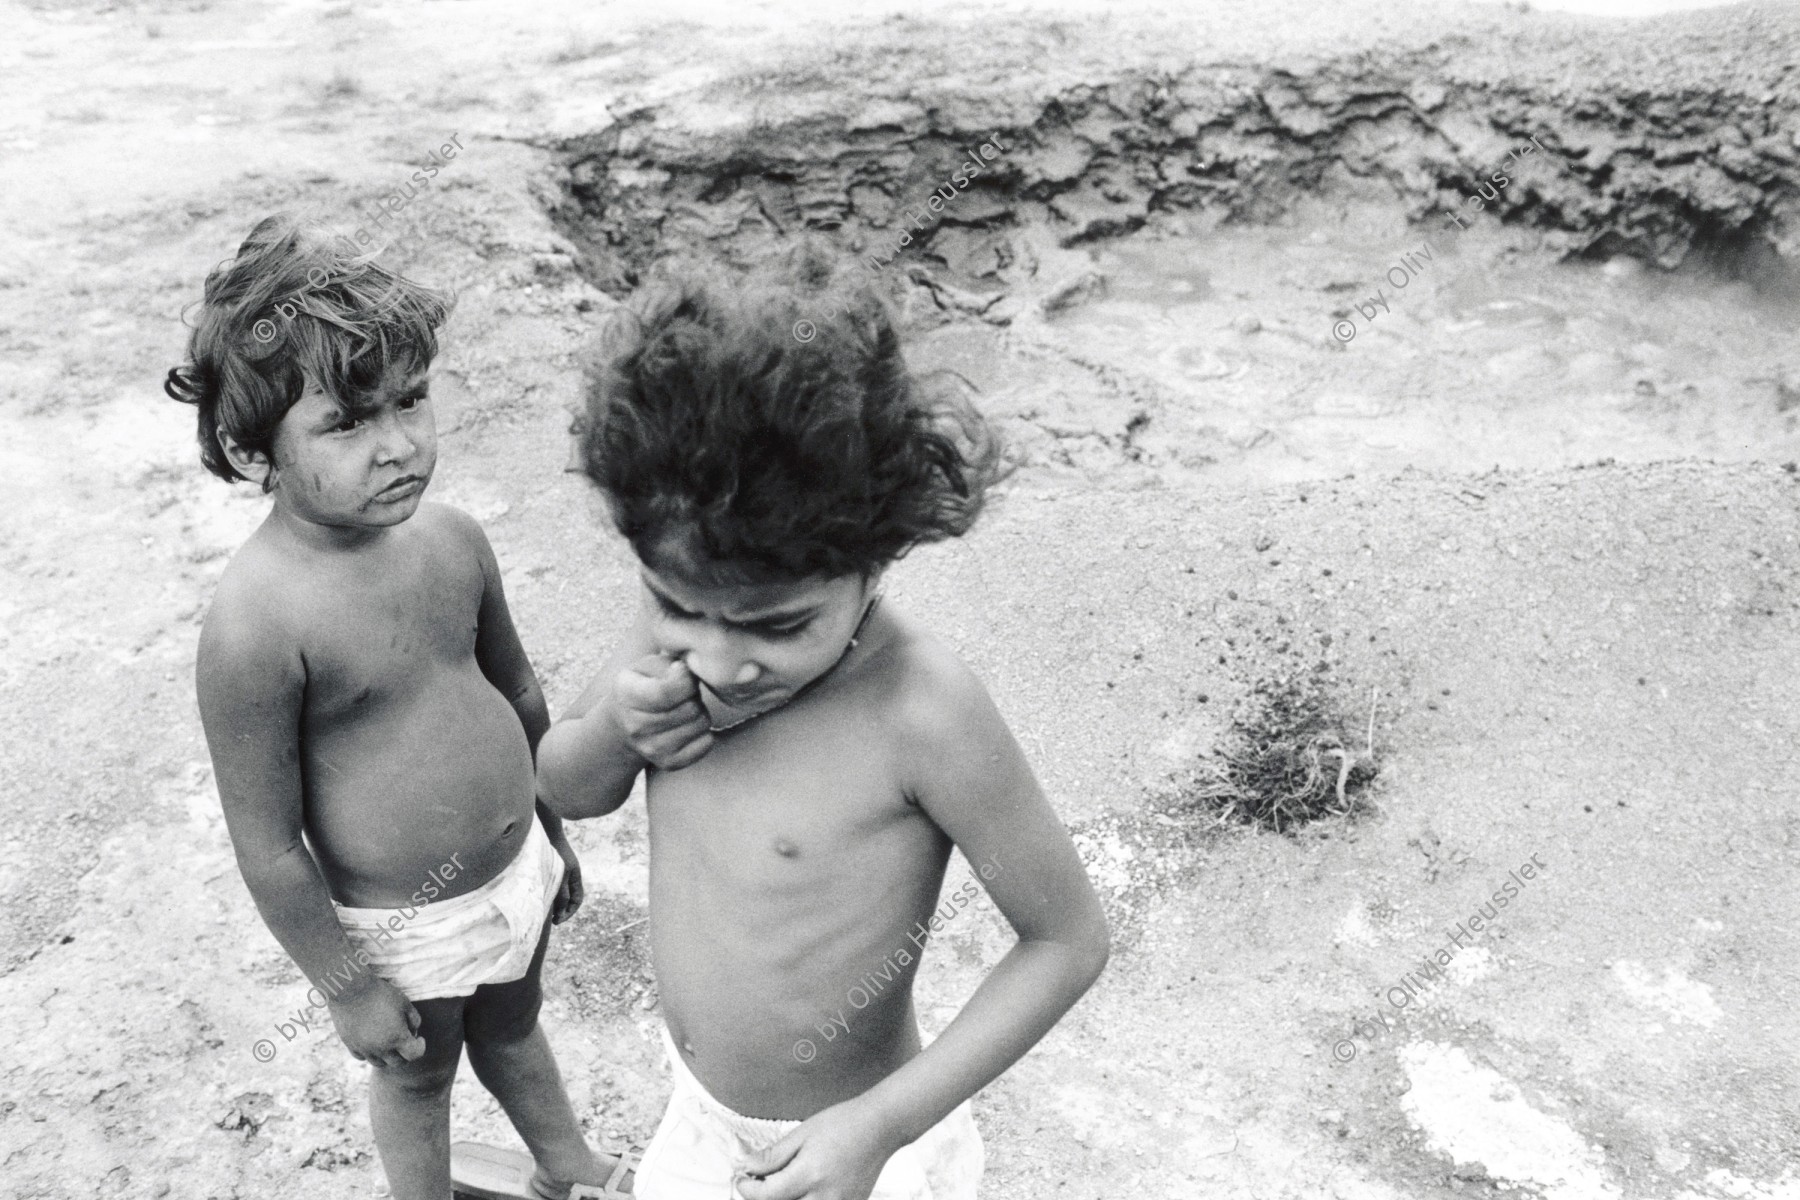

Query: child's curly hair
[164,213,452,489]
[577,249,1008,582]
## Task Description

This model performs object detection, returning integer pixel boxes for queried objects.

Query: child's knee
[381,1056,459,1099]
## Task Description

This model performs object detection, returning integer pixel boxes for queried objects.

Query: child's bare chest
[648,721,927,883]
[299,544,485,724]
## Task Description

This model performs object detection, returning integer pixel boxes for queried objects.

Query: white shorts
[331,814,564,1002]
[636,1025,984,1200]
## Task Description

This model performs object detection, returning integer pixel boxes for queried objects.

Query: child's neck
[267,499,398,553]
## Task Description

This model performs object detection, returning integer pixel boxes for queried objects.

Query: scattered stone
[532,252,576,282]
[1040,270,1108,314]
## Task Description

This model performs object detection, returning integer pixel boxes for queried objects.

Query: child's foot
[451,1141,639,1200]
[530,1142,638,1199]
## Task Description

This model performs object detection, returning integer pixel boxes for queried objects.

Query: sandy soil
[2,1,1798,1197]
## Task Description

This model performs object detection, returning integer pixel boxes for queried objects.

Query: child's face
[638,556,882,714]
[259,363,437,531]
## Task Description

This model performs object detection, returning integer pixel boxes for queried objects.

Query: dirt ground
[2,0,1799,1197]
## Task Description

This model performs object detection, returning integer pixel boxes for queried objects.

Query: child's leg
[463,919,625,1188]
[368,995,467,1200]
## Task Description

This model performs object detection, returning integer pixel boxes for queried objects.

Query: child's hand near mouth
[614,652,715,770]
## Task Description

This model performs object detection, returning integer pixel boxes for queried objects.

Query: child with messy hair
[168,215,635,1200]
[539,256,1112,1200]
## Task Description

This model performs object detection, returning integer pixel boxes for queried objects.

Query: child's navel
[773,836,799,858]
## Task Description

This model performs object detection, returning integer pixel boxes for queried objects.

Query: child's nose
[669,629,762,694]
[372,414,418,464]
[685,651,763,694]
[375,434,414,464]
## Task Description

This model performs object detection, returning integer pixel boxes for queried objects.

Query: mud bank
[548,8,1800,306]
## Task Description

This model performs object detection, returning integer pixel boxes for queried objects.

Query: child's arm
[537,605,712,819]
[459,508,550,752]
[196,600,425,1068]
[740,654,1110,1200]
[453,507,584,918]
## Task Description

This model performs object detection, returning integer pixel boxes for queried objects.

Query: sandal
[451,1139,642,1199]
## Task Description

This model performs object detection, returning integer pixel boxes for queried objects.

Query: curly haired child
[539,252,1111,1200]
[168,214,633,1200]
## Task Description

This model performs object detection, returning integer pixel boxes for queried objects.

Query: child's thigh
[463,915,553,1044]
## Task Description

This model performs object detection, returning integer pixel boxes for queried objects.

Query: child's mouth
[698,674,785,711]
[375,475,426,500]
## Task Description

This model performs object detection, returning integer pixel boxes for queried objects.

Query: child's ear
[218,430,274,489]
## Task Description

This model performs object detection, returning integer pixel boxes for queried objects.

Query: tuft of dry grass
[1188,671,1380,833]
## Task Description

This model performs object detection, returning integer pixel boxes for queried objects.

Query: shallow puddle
[996,212,1800,486]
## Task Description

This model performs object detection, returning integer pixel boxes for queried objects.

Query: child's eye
[757,621,810,639]
[398,393,427,411]
[653,595,697,621]
[332,416,364,433]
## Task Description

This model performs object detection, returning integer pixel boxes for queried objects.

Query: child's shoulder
[208,522,301,623]
[871,612,999,744]
[411,500,494,565]
[201,534,307,681]
[867,612,1022,802]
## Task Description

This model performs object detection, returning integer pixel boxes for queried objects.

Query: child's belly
[646,769,953,1119]
[304,661,536,907]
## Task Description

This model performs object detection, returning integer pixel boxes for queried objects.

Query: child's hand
[327,976,427,1068]
[734,1099,895,1200]
[613,652,715,770]
[548,831,584,924]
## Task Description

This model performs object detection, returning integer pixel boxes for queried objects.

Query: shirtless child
[169,216,632,1200]
[538,259,1112,1200]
